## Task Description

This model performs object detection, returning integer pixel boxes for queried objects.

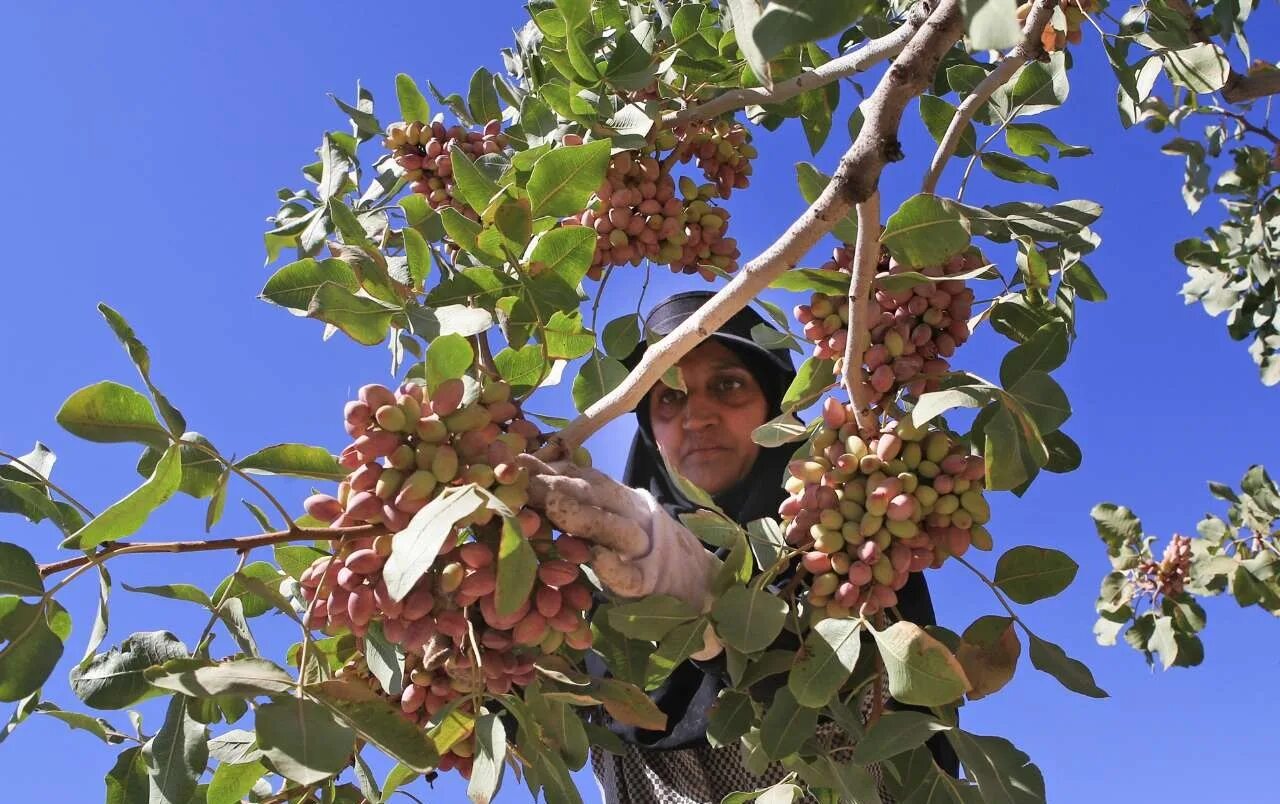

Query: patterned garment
[590,690,893,804]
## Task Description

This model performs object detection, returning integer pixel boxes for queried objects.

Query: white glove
[516,456,723,613]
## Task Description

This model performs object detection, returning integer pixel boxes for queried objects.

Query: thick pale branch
[843,193,883,436]
[920,0,1057,194]
[662,14,923,127]
[38,524,386,577]
[1224,70,1280,105]
[549,0,965,452]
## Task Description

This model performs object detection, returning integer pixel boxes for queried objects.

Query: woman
[520,291,955,803]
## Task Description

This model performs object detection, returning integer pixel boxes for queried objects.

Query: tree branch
[661,12,925,128]
[547,0,966,453]
[920,0,1057,194]
[843,193,883,436]
[37,524,386,577]
[1224,70,1280,105]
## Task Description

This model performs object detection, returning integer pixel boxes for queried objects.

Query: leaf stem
[185,439,299,533]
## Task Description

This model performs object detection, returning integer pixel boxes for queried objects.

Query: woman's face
[646,339,770,496]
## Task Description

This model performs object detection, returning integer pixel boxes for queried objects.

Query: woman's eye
[658,389,685,406]
[714,376,746,392]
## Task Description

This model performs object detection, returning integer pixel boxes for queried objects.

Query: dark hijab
[622,290,797,525]
[614,291,958,776]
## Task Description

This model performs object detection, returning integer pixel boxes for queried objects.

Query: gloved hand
[515,455,724,649]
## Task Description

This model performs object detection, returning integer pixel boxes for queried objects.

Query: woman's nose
[681,391,718,429]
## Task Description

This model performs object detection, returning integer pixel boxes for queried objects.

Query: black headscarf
[622,290,797,526]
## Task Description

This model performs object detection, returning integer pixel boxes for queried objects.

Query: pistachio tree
[2,1,1276,802]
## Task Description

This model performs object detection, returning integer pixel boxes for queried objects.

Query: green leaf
[980,153,1059,189]
[572,352,628,413]
[256,695,354,785]
[1004,57,1069,115]
[711,585,788,654]
[383,485,487,601]
[994,546,1077,604]
[261,258,359,314]
[871,621,970,707]
[307,679,437,772]
[602,314,642,360]
[467,67,502,124]
[97,304,186,434]
[235,444,345,482]
[448,143,500,213]
[395,73,431,122]
[494,345,551,397]
[31,702,128,744]
[752,412,809,448]
[0,543,42,597]
[122,583,212,610]
[788,617,862,708]
[961,0,1021,51]
[56,381,169,448]
[982,403,1046,492]
[851,710,950,765]
[207,729,262,764]
[142,694,207,804]
[71,631,188,710]
[307,282,396,346]
[919,95,976,158]
[909,384,999,429]
[759,687,817,759]
[467,713,506,804]
[753,0,873,60]
[362,622,404,698]
[725,0,772,88]
[544,311,596,360]
[1005,123,1091,161]
[608,595,699,642]
[0,598,69,701]
[881,194,971,269]
[592,677,668,732]
[207,759,266,804]
[63,444,182,550]
[794,163,858,242]
[999,322,1068,388]
[496,516,538,617]
[944,730,1044,804]
[426,333,475,391]
[770,268,851,295]
[137,433,222,499]
[211,562,283,618]
[1027,633,1106,698]
[707,688,755,748]
[148,657,295,698]
[104,746,150,804]
[781,357,836,413]
[527,139,612,218]
[1161,43,1230,94]
[528,226,597,288]
[1006,371,1069,434]
[644,618,709,689]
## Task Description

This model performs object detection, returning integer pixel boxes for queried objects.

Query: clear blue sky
[1,3,1276,802]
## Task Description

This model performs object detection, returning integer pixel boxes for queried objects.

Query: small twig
[662,14,924,127]
[37,524,386,577]
[474,329,498,377]
[952,554,1024,625]
[843,193,883,437]
[194,550,251,652]
[0,450,95,518]
[1216,108,1280,145]
[870,613,887,725]
[920,0,1056,194]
